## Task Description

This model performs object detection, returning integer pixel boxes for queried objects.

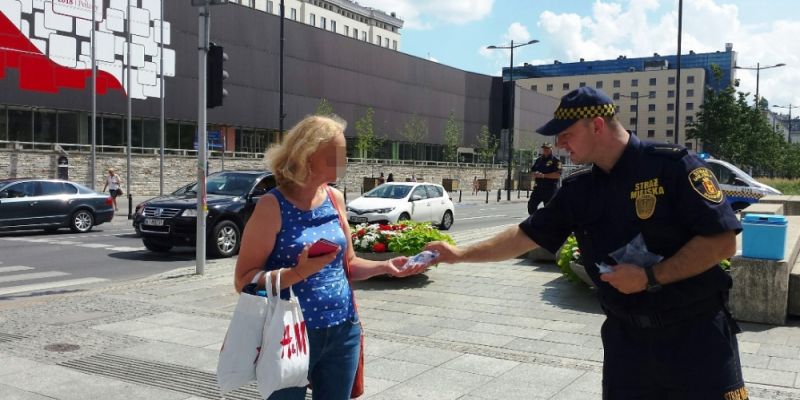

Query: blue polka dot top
[264,188,355,329]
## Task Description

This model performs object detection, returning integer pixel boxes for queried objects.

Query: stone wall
[0,149,514,196]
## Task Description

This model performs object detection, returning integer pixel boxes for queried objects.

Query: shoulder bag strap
[325,186,360,308]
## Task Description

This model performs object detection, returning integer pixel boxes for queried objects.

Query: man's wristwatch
[644,267,662,293]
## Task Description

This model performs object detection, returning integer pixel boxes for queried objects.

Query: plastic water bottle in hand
[401,250,439,271]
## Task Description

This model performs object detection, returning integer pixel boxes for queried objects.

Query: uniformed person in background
[528,142,562,214]
[426,87,747,400]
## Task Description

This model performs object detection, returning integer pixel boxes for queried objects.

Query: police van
[703,157,782,211]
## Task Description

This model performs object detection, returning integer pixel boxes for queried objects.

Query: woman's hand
[383,256,430,277]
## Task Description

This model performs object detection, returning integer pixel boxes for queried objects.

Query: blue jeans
[268,318,361,400]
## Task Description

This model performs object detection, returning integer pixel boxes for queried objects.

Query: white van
[704,158,782,211]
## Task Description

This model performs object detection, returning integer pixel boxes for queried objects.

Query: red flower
[356,229,366,237]
[372,242,387,253]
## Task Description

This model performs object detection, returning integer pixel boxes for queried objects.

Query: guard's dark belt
[602,295,723,329]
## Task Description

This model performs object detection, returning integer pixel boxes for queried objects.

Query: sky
[357,0,800,113]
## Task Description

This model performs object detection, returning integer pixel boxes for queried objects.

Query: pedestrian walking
[527,143,561,214]
[102,168,122,211]
[472,176,479,195]
[234,115,429,399]
[386,173,394,182]
[426,87,746,400]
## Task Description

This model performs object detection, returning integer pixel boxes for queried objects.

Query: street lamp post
[487,39,539,200]
[773,104,798,140]
[734,62,786,108]
[619,93,649,136]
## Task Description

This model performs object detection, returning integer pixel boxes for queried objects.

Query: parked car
[133,170,276,257]
[704,158,782,211]
[0,178,114,233]
[346,182,455,230]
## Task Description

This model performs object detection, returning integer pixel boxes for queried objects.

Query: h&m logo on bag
[280,322,308,359]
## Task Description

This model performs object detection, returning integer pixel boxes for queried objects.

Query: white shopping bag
[256,270,310,397]
[216,271,268,394]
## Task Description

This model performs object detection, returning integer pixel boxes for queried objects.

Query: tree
[315,98,334,116]
[476,125,498,178]
[442,111,463,163]
[399,114,429,161]
[354,107,380,159]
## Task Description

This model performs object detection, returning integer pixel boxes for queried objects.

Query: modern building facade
[232,0,403,51]
[512,44,738,149]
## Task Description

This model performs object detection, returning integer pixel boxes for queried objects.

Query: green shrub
[755,178,800,195]
[387,221,455,256]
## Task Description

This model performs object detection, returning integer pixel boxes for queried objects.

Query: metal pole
[507,40,513,200]
[673,0,682,145]
[159,0,165,195]
[279,0,285,134]
[90,0,96,190]
[755,62,760,109]
[126,0,133,219]
[635,96,639,136]
[196,5,209,275]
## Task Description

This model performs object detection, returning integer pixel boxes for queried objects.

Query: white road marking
[0,278,109,296]
[0,266,34,274]
[0,271,70,283]
[459,214,508,221]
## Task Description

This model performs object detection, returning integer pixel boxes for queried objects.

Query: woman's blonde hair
[265,115,347,186]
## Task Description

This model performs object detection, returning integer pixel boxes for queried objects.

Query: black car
[133,170,276,258]
[0,178,114,233]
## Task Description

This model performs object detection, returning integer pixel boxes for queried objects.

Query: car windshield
[364,184,412,199]
[184,173,256,196]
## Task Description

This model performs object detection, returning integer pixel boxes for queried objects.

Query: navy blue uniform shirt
[520,134,741,314]
[532,154,562,187]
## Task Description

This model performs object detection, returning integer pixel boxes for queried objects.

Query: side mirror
[0,191,8,199]
[410,194,422,202]
[733,177,748,187]
[250,188,268,199]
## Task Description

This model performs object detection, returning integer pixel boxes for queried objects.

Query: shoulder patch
[688,167,724,203]
[563,166,592,183]
[645,143,688,160]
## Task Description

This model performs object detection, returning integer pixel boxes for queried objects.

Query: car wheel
[209,220,241,258]
[439,210,454,230]
[398,213,411,222]
[143,237,172,252]
[70,209,94,233]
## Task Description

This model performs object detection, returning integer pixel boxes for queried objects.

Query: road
[0,200,530,300]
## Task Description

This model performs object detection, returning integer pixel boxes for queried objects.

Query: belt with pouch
[601,295,724,329]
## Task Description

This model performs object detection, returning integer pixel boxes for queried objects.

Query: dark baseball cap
[536,86,617,136]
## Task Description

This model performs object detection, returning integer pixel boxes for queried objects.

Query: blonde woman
[102,169,122,211]
[234,115,428,399]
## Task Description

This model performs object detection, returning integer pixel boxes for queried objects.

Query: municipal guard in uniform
[527,143,562,214]
[426,87,747,400]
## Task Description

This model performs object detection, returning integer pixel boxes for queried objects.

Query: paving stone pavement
[2,226,800,399]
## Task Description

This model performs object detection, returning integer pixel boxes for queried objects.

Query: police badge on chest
[630,178,665,219]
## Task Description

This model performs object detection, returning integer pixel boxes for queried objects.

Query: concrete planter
[356,251,397,261]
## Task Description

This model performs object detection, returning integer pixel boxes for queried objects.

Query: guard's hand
[599,263,648,294]
[423,241,462,264]
[296,244,339,278]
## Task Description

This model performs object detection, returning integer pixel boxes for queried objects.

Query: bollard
[526,190,530,198]
[497,189,501,202]
[517,189,520,199]
[485,190,489,204]
[458,190,462,203]
[344,186,347,202]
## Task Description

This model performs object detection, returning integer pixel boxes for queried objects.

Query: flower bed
[351,221,454,257]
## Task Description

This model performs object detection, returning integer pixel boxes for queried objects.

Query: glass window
[579,82,586,87]
[411,186,428,199]
[667,90,675,98]
[266,1,273,13]
[384,37,389,47]
[8,107,33,142]
[648,117,655,125]
[320,16,326,29]
[629,117,637,126]
[686,116,694,123]
[40,181,69,195]
[647,130,655,137]
[291,8,297,20]
[531,85,537,91]
[546,84,553,91]
[352,28,358,38]
[668,76,676,85]
[2,181,37,198]
[615,105,620,113]
[361,31,366,41]
[102,116,124,147]
[631,79,638,87]
[687,75,695,84]
[649,91,656,99]
[629,104,637,112]
[667,103,675,111]
[666,129,674,137]
[344,25,349,36]
[687,89,694,97]
[376,35,381,45]
[131,118,143,148]
[613,80,620,88]
[685,142,693,150]
[180,122,196,149]
[425,185,443,198]
[562,83,570,90]
[393,40,397,50]
[631,91,639,97]
[649,78,656,85]
[648,104,656,112]
[143,119,160,148]
[57,111,79,144]
[331,20,336,32]
[0,105,6,141]
[596,81,603,89]
[309,13,315,25]
[34,109,57,143]
[166,121,180,149]
[686,102,694,111]
[613,93,620,100]
[666,116,674,124]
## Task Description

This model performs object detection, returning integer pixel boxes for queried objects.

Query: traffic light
[207,43,228,108]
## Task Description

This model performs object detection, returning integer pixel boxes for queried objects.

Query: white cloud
[355,0,494,30]
[533,0,800,107]
[505,22,531,43]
